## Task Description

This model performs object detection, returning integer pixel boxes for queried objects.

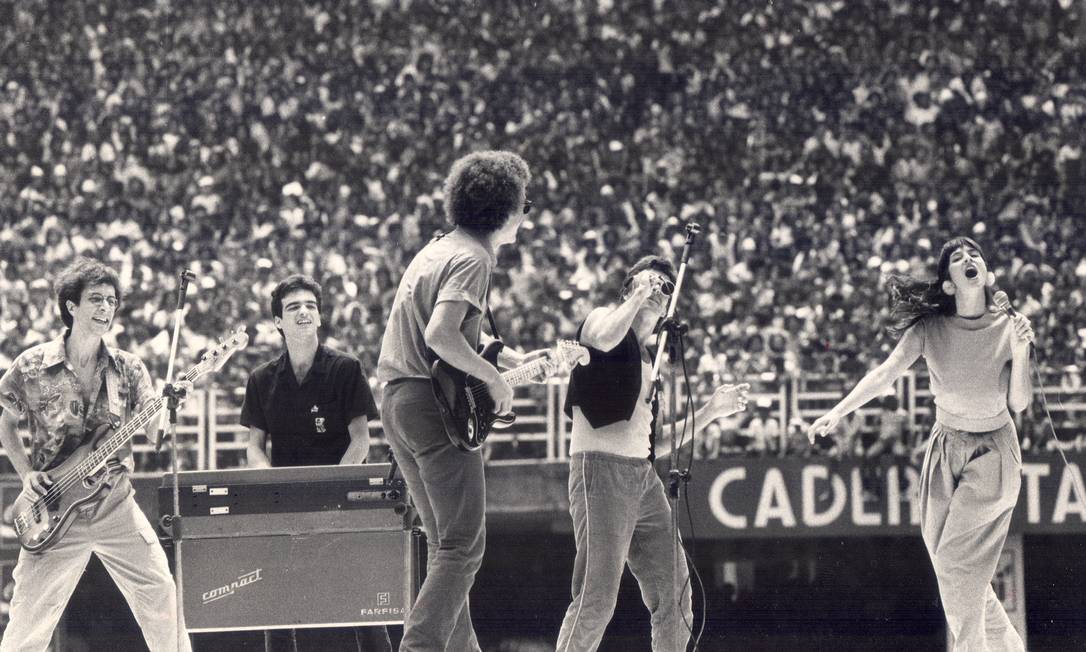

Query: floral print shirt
[0,335,156,471]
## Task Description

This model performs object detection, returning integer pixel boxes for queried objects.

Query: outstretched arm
[807,331,922,442]
[655,383,751,458]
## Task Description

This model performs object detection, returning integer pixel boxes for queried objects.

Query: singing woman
[808,236,1032,651]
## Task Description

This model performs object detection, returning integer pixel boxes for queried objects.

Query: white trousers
[0,478,189,652]
[919,421,1025,652]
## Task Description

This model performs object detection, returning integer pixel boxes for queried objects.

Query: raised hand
[630,271,664,302]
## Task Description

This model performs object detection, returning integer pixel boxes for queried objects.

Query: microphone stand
[646,222,700,646]
[158,269,195,651]
[647,222,700,498]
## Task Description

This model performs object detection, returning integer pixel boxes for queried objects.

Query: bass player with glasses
[0,257,191,651]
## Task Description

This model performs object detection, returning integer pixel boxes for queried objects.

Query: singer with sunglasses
[556,255,749,652]
[808,236,1033,652]
[0,257,191,651]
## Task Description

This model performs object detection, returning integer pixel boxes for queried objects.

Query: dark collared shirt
[240,344,378,467]
[0,335,156,471]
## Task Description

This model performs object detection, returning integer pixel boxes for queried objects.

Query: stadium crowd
[1,0,1085,460]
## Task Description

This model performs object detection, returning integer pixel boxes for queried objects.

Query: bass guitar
[431,339,589,451]
[12,328,249,553]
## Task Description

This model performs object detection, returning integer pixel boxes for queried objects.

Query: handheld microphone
[994,289,1036,354]
[992,290,1015,316]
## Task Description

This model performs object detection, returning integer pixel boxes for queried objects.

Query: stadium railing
[0,372,1081,474]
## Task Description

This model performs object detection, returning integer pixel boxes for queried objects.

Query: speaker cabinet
[178,529,419,632]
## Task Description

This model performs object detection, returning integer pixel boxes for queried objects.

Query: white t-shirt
[569,356,654,459]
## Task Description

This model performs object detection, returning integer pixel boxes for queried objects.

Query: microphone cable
[666,327,709,650]
[1028,346,1086,506]
[995,291,1085,505]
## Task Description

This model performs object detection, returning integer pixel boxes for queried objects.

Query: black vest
[563,326,659,459]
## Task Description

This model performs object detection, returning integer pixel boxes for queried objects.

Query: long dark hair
[885,236,989,339]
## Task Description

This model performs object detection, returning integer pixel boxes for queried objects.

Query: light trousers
[919,421,1025,652]
[0,476,189,652]
[381,379,483,652]
[557,452,692,652]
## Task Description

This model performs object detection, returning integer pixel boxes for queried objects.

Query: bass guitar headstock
[191,327,250,380]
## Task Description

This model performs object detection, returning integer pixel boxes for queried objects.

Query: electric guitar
[430,339,589,452]
[12,328,249,553]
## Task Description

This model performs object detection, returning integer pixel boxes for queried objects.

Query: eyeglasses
[523,199,533,214]
[86,294,118,308]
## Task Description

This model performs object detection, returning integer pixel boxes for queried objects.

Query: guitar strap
[485,304,502,342]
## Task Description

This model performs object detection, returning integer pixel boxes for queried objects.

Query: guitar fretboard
[74,365,202,481]
[501,357,552,387]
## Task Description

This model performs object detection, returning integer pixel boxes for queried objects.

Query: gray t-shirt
[900,312,1014,431]
[377,229,495,383]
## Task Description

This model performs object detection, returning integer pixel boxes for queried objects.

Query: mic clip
[659,318,687,332]
[668,468,691,498]
[162,382,189,406]
[658,318,687,359]
[657,318,688,339]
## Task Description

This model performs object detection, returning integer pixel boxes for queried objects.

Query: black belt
[385,377,429,388]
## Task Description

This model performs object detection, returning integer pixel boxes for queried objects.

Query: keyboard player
[240,273,391,652]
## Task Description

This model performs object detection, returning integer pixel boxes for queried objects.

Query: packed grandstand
[1,0,1084,464]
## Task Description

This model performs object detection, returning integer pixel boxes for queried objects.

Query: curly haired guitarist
[376,151,544,652]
